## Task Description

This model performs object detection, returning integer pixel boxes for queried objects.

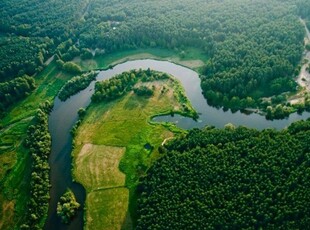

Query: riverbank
[73,48,206,72]
[0,61,73,229]
[71,76,193,229]
[0,48,204,229]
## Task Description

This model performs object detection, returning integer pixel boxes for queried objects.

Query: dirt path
[161,137,174,146]
[44,55,54,66]
[295,19,310,93]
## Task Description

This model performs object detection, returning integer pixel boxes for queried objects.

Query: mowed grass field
[87,188,131,230]
[72,78,191,229]
[75,144,126,190]
[75,144,129,229]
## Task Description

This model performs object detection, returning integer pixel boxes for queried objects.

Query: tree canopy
[137,119,310,229]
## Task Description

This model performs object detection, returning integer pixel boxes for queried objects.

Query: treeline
[20,101,53,229]
[58,71,97,101]
[77,0,306,113]
[1,0,309,113]
[137,119,310,229]
[134,85,154,97]
[0,0,87,81]
[0,35,53,82]
[91,69,168,102]
[57,189,80,224]
[0,75,36,117]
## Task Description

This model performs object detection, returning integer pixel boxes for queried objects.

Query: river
[45,59,310,230]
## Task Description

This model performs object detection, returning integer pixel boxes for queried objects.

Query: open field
[75,144,129,230]
[86,188,130,230]
[75,144,126,190]
[0,61,73,228]
[73,48,206,71]
[73,77,192,229]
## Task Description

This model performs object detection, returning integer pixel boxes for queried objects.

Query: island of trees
[56,189,80,224]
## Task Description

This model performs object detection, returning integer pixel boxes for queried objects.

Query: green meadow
[72,77,194,228]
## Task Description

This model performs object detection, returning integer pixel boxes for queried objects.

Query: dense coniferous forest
[137,120,310,229]
[0,75,36,117]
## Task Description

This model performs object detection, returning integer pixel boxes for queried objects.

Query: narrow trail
[161,137,174,146]
[300,18,310,41]
[295,18,310,94]
[92,185,126,192]
[0,116,34,134]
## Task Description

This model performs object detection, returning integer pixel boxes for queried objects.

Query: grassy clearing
[73,77,192,229]
[74,144,129,230]
[86,188,130,230]
[0,61,73,228]
[73,47,206,71]
[75,144,126,191]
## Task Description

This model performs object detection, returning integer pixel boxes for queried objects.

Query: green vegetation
[1,0,310,115]
[58,71,97,101]
[0,35,52,82]
[20,101,52,229]
[73,48,206,72]
[137,120,310,229]
[72,72,192,228]
[74,144,128,229]
[86,188,130,230]
[0,0,87,81]
[62,62,83,74]
[134,85,154,97]
[0,62,73,229]
[57,189,80,224]
[0,75,36,118]
[92,69,168,102]
[1,0,310,228]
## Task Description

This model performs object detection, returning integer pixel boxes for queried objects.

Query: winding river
[45,59,310,229]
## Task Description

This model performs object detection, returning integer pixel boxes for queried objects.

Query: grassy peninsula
[71,70,196,229]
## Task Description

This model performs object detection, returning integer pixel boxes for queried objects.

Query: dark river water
[45,59,310,229]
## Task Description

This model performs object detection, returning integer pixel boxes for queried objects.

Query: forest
[1,0,309,112]
[92,69,169,102]
[1,0,310,229]
[0,75,36,117]
[137,119,310,229]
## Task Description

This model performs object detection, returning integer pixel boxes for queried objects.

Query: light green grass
[86,188,130,230]
[74,47,207,71]
[75,144,126,191]
[73,78,192,229]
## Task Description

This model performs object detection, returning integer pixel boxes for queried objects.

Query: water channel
[45,59,310,229]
